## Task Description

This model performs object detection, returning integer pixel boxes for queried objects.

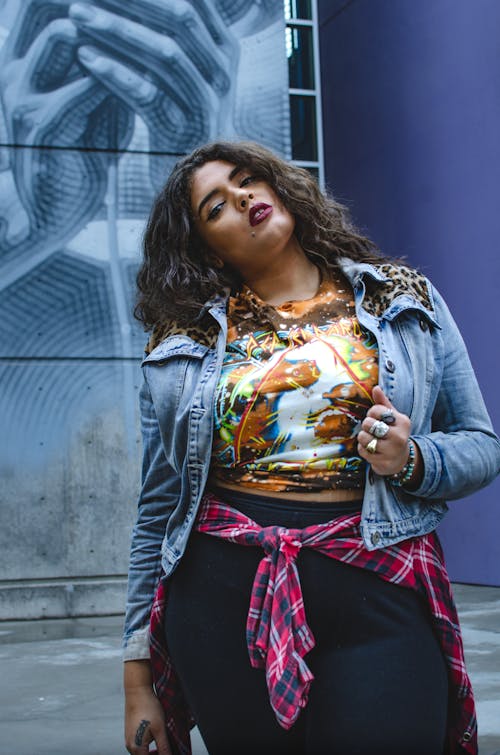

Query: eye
[240,175,256,187]
[207,201,224,221]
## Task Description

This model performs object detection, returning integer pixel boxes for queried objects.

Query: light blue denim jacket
[123,259,500,658]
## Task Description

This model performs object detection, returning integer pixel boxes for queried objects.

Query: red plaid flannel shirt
[150,494,477,755]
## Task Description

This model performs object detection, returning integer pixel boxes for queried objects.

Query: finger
[14,75,106,147]
[1,18,79,93]
[185,0,239,52]
[371,385,393,409]
[357,438,378,460]
[366,387,399,422]
[378,409,396,425]
[76,45,210,146]
[78,46,209,116]
[77,46,158,107]
[0,0,72,62]
[99,0,236,56]
[362,417,390,438]
[357,430,380,450]
[152,725,172,755]
[70,11,216,112]
[68,2,230,95]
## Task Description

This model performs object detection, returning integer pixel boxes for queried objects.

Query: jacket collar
[336,256,390,286]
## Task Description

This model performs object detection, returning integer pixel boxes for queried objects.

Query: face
[190,160,296,280]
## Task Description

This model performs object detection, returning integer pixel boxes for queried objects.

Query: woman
[123,141,500,755]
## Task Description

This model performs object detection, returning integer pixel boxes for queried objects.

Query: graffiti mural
[0,0,290,617]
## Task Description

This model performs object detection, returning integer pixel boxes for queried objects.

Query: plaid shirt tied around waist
[150,493,477,755]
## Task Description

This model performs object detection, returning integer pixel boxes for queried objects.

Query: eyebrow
[197,165,242,218]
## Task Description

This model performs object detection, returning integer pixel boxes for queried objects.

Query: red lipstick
[249,203,273,227]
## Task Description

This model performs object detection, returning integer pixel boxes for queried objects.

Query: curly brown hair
[135,141,389,330]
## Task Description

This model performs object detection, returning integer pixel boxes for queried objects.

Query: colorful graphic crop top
[211,268,379,493]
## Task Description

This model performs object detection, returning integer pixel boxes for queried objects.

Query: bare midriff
[207,476,364,503]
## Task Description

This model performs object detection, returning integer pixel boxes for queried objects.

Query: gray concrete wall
[0,0,290,619]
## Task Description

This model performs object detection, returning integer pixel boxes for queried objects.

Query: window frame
[285,0,325,188]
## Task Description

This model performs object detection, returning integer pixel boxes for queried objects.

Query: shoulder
[362,263,434,319]
[145,315,220,354]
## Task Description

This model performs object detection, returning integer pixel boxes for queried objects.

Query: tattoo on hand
[134,719,150,746]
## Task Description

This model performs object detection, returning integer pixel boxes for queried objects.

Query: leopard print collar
[352,262,434,319]
[145,262,434,353]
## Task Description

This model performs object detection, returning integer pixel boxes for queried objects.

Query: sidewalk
[0,584,498,754]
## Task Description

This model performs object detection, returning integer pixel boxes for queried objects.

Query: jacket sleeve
[123,377,181,660]
[408,285,500,500]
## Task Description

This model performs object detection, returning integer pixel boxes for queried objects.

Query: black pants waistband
[207,486,363,528]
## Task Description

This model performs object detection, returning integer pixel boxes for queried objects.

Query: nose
[238,191,254,210]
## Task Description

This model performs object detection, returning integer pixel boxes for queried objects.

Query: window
[284,0,324,187]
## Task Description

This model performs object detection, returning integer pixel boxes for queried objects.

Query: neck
[243,243,321,305]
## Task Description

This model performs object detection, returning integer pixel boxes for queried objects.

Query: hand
[125,686,172,755]
[68,0,237,186]
[0,0,134,261]
[0,0,237,259]
[357,385,413,477]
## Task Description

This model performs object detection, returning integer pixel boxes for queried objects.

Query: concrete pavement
[0,584,498,755]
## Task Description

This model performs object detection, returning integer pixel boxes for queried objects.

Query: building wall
[318,0,500,584]
[0,0,290,619]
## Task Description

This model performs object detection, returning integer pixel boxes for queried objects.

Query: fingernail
[69,3,96,23]
[78,46,97,63]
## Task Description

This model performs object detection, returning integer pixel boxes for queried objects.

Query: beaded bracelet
[389,439,416,487]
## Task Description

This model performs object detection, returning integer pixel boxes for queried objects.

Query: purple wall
[318,0,500,584]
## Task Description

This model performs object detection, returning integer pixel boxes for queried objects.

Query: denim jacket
[123,258,500,658]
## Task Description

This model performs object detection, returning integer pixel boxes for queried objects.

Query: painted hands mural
[0,0,289,606]
[0,0,286,272]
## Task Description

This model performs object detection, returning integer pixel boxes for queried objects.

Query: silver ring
[366,438,378,454]
[370,420,390,439]
[380,410,395,425]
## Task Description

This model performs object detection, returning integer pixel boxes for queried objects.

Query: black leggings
[165,495,449,755]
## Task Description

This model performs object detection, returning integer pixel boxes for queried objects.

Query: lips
[249,203,273,227]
